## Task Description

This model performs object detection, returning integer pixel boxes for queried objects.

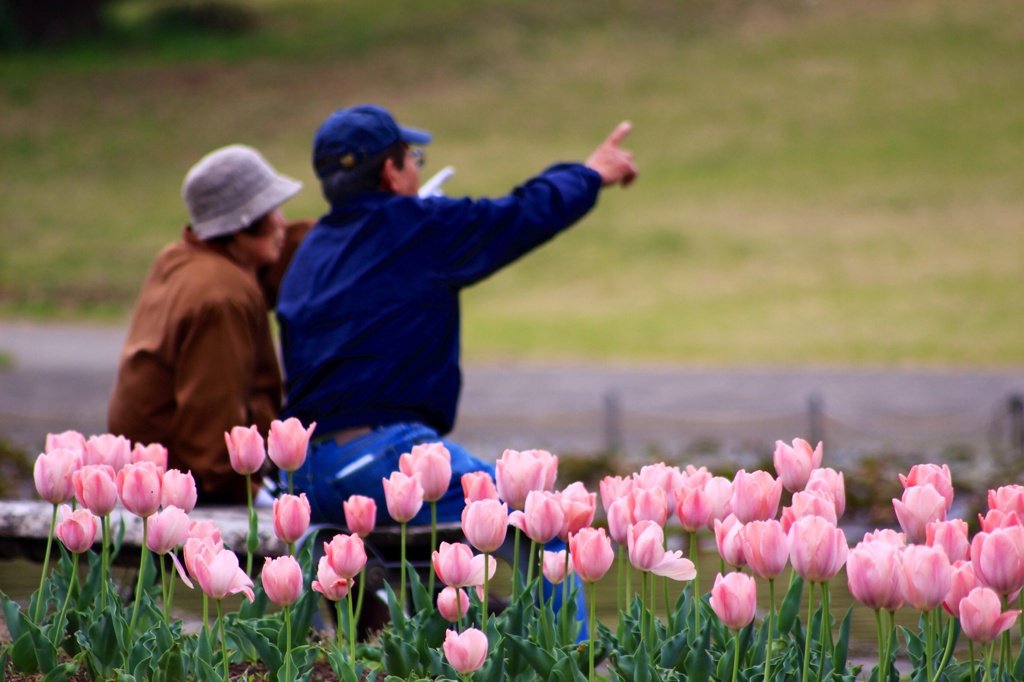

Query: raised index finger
[604,121,633,148]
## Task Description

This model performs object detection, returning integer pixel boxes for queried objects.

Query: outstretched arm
[585,121,638,187]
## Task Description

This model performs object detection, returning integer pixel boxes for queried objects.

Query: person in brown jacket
[108,144,306,504]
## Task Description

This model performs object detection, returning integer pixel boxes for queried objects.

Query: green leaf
[506,633,556,678]
[777,575,804,635]
[633,643,653,682]
[40,659,78,679]
[660,630,688,670]
[232,619,283,673]
[681,616,713,682]
[153,644,186,682]
[381,630,417,679]
[0,591,27,641]
[832,606,853,674]
[11,632,38,674]
[86,608,121,673]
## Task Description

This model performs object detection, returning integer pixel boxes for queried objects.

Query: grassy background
[1,0,1022,366]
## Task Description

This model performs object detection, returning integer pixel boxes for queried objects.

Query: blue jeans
[288,422,493,527]
[286,421,586,637]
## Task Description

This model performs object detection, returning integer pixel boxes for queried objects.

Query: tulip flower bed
[5,425,1024,682]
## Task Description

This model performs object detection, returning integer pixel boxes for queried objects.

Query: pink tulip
[959,587,1022,645]
[558,482,596,542]
[146,506,191,554]
[274,493,311,544]
[606,496,634,546]
[461,471,499,504]
[225,425,266,476]
[627,520,697,581]
[399,442,452,503]
[262,555,304,607]
[116,461,162,518]
[161,469,198,513]
[543,550,570,585]
[846,540,905,611]
[599,475,634,514]
[462,499,509,554]
[680,465,712,489]
[740,519,790,580]
[85,434,132,471]
[715,514,747,569]
[569,527,615,583]
[324,533,367,580]
[34,448,81,504]
[979,508,1019,532]
[676,485,712,533]
[780,490,838,533]
[862,528,906,547]
[943,560,978,618]
[902,544,953,613]
[925,519,970,563]
[495,448,556,510]
[437,586,470,622]
[508,490,564,545]
[343,494,377,537]
[443,627,489,675]
[900,463,953,512]
[805,467,846,518]
[773,438,822,492]
[788,515,848,583]
[632,486,668,527]
[73,464,118,516]
[710,572,757,630]
[989,485,1024,519]
[433,541,495,589]
[730,469,782,523]
[132,442,168,472]
[704,476,734,530]
[382,471,424,523]
[55,504,98,554]
[970,525,1024,597]
[192,546,255,602]
[268,418,315,473]
[893,484,947,544]
[46,430,86,458]
[184,535,223,584]
[188,519,222,544]
[312,555,351,602]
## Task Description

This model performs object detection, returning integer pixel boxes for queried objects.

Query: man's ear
[379,157,399,192]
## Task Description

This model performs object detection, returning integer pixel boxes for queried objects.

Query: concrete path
[2,320,1023,472]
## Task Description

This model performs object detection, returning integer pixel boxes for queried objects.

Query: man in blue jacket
[277,104,637,527]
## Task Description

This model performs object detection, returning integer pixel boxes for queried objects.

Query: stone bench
[0,499,463,569]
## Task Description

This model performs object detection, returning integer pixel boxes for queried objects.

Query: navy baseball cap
[312,104,432,179]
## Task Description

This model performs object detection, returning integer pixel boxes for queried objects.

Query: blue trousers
[286,421,585,637]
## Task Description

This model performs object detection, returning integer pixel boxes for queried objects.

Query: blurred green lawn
[1,0,1022,365]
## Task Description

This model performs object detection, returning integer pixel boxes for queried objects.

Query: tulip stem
[764,578,775,682]
[512,527,521,600]
[347,590,356,663]
[731,627,741,682]
[52,552,77,647]
[924,608,935,682]
[288,470,294,496]
[801,582,814,682]
[562,550,570,641]
[457,588,464,633]
[526,539,537,589]
[689,531,700,635]
[616,548,624,617]
[217,599,229,682]
[588,582,597,682]
[129,518,149,638]
[639,569,646,644]
[934,609,956,681]
[874,609,885,682]
[355,566,366,624]
[399,522,407,611]
[968,640,976,682]
[483,551,491,635]
[428,501,437,597]
[245,472,255,577]
[335,599,345,651]
[649,572,658,642]
[159,554,170,625]
[283,603,293,682]
[983,641,994,682]
[33,503,58,624]
[100,515,110,611]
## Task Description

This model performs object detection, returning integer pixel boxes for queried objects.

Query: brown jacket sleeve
[170,298,265,503]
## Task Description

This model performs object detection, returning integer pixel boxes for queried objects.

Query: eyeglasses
[409,148,425,169]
